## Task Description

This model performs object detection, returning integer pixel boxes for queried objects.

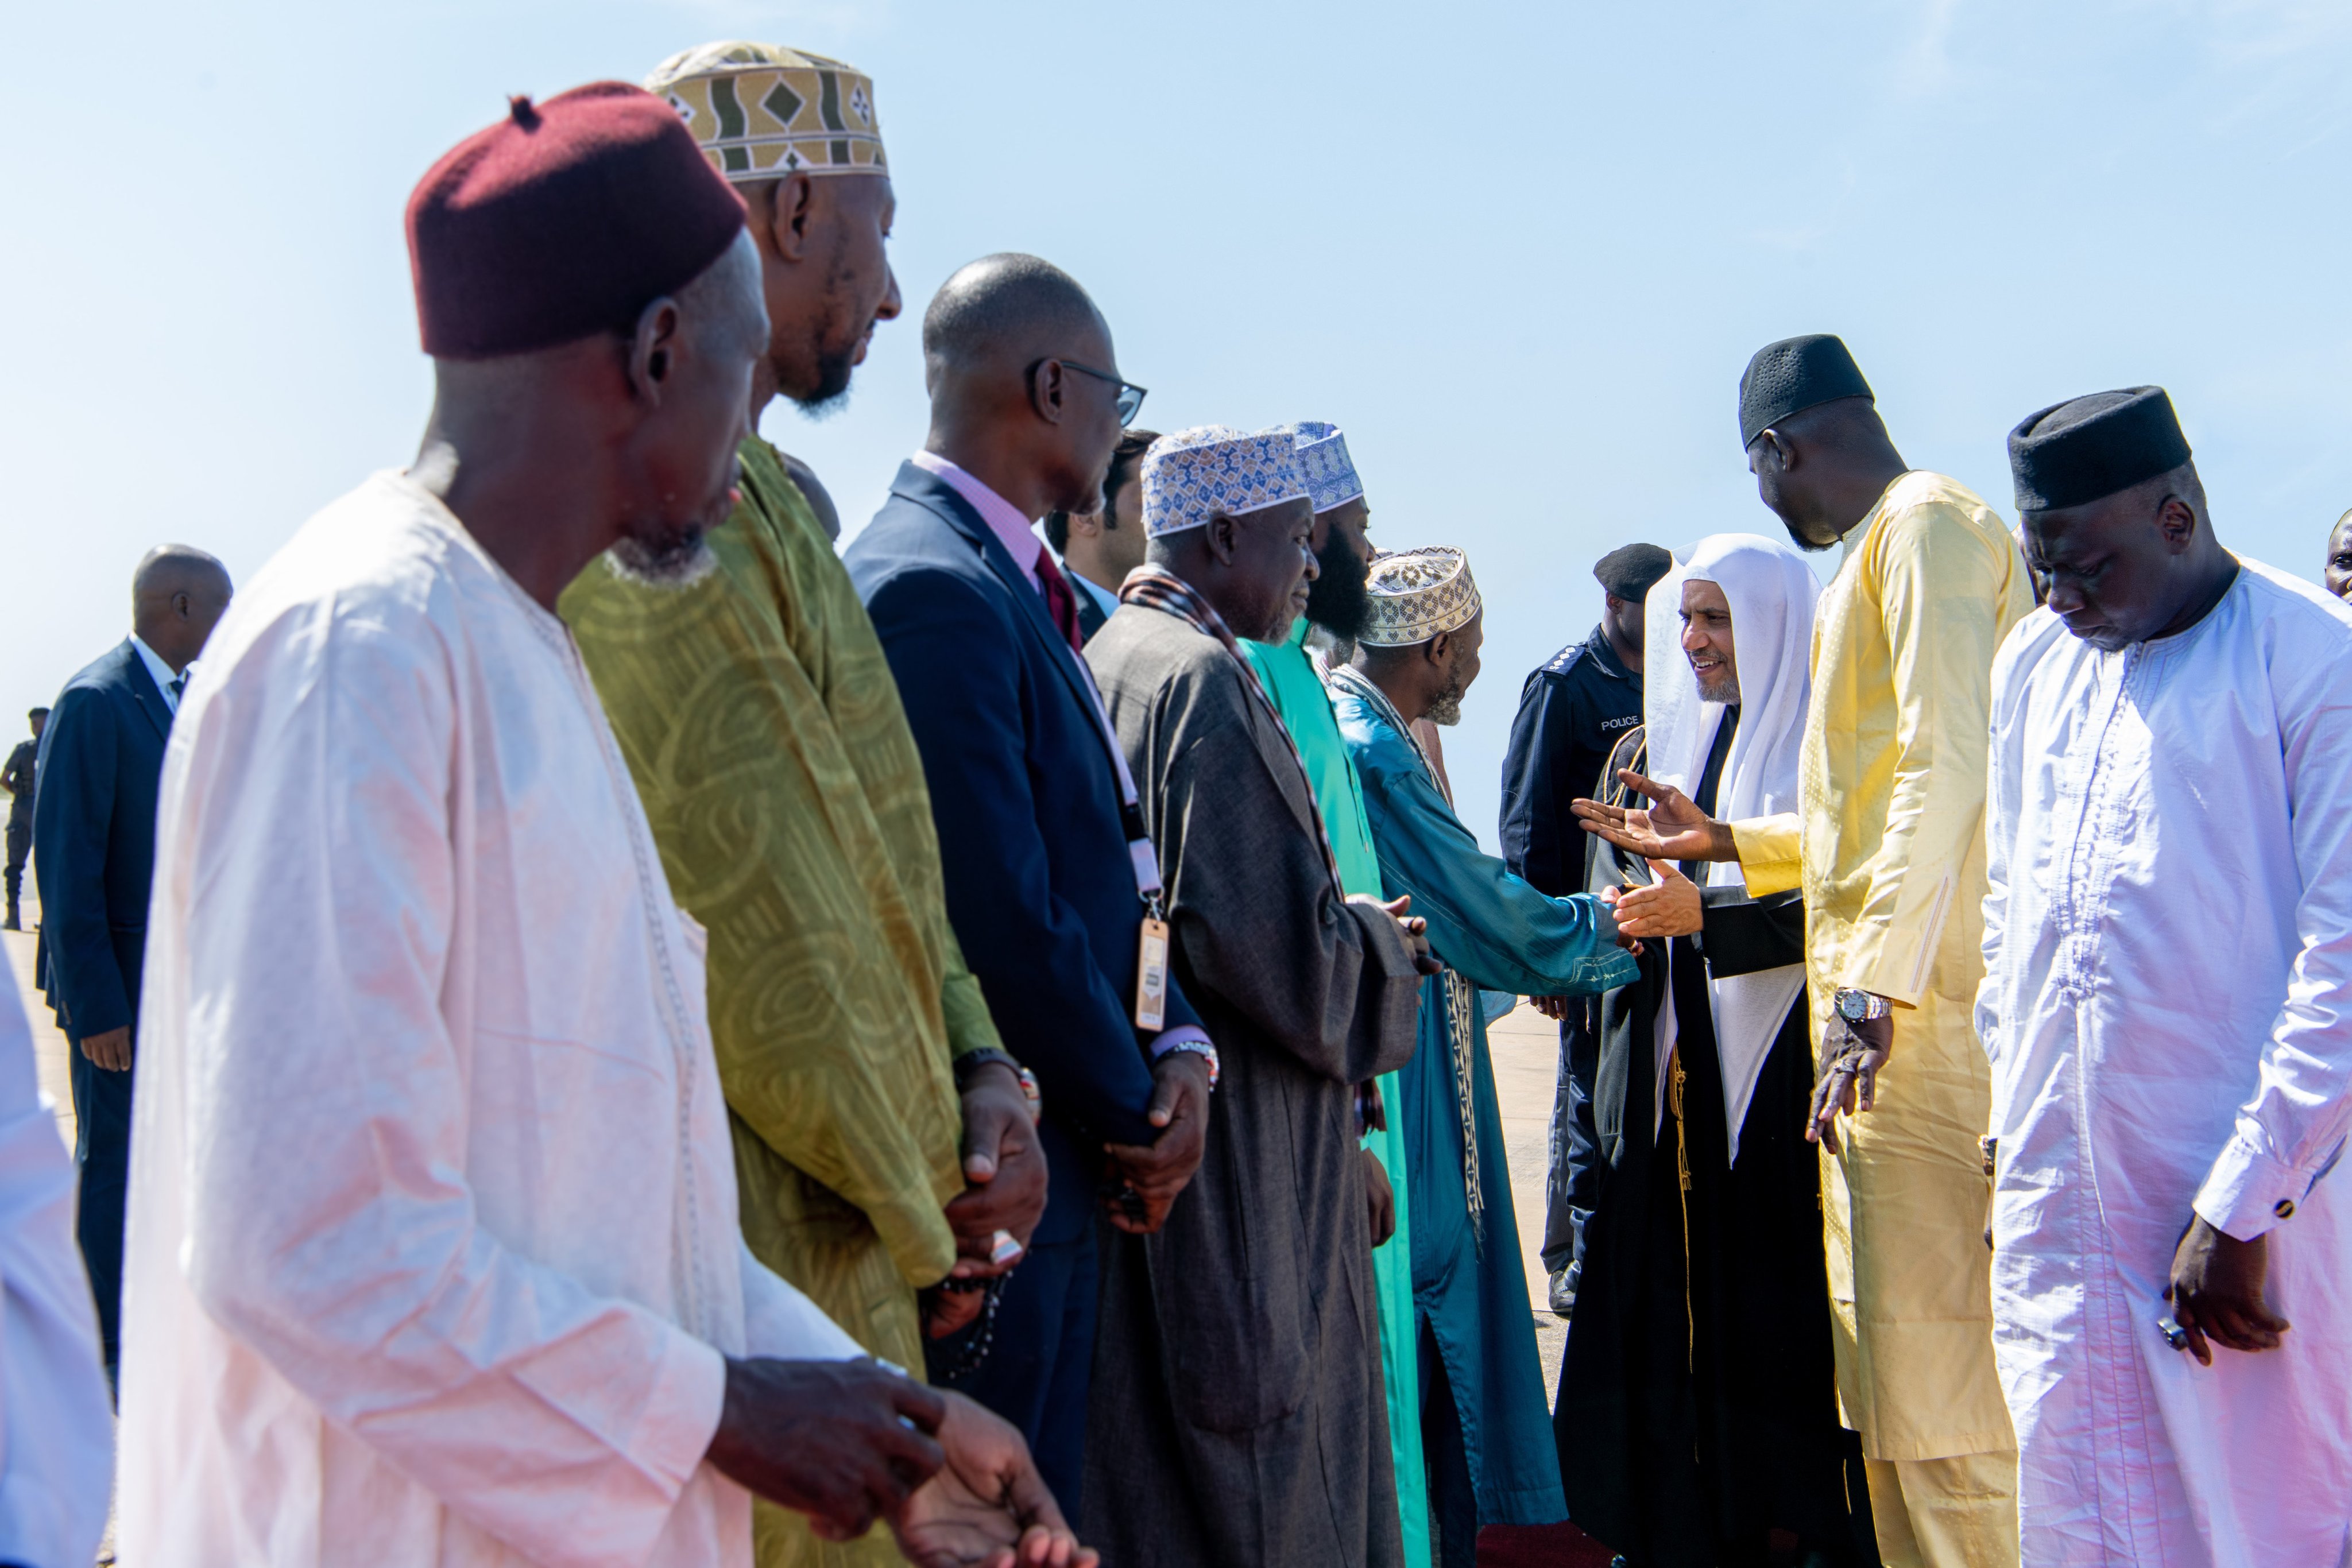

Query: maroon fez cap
[407,83,746,359]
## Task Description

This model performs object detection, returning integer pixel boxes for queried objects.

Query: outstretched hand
[2165,1215,2290,1366]
[1573,771,1738,864]
[1611,859,1703,940]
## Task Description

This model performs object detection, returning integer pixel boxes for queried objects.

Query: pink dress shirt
[907,451,1206,1061]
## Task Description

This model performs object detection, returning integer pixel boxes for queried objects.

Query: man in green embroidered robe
[1330,547,1637,1568]
[1239,420,1432,1568]
[560,43,1049,1568]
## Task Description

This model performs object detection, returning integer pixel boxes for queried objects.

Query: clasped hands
[927,1061,1050,1339]
[707,1358,1095,1567]
[1100,1046,1213,1236]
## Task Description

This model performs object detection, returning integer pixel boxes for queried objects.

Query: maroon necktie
[1032,549,1085,653]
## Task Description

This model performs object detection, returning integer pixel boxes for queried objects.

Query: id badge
[1135,916,1170,1031]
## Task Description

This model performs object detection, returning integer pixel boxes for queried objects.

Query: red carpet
[1476,1521,1621,1567]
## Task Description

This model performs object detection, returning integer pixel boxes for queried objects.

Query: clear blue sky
[7,1,2350,850]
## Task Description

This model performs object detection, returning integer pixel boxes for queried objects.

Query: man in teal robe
[1328,547,1637,1567]
[1240,420,1430,1568]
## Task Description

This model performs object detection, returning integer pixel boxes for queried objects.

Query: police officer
[2,707,44,931]
[1499,541,1670,1314]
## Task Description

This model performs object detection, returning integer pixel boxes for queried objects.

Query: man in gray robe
[1083,425,1429,1567]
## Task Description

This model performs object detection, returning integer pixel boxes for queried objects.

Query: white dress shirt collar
[129,633,183,712]
[1061,559,1124,624]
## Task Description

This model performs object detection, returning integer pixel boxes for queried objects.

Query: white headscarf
[1640,533,1820,1161]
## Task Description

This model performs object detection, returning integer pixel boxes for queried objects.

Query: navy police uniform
[3,737,34,924]
[1500,625,1643,897]
[1498,624,1644,1305]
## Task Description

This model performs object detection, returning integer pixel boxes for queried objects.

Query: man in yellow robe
[560,44,1049,1568]
[1580,335,2030,1567]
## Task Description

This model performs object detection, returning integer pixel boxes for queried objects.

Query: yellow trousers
[1864,1451,2019,1568]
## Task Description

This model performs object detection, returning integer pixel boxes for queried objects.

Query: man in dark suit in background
[1042,425,1159,643]
[36,545,231,1376]
[845,253,1213,1517]
[3,707,45,930]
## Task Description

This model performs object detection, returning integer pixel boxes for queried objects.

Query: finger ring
[989,1229,1023,1265]
[2156,1314,2189,1351]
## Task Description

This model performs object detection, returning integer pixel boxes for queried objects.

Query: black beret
[1739,334,1874,448]
[1595,543,1673,599]
[2007,387,2191,513]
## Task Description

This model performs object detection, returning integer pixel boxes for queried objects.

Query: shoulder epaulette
[1538,642,1588,678]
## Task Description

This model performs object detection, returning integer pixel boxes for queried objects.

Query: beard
[1780,515,1836,554]
[1424,667,1468,727]
[1695,668,1742,703]
[787,239,868,420]
[788,340,857,419]
[608,523,718,588]
[1304,530,1372,641]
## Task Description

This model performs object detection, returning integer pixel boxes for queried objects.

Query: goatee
[607,528,717,589]
[789,344,856,420]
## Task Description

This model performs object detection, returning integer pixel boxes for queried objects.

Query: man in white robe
[1980,386,2352,1567]
[0,980,113,1568]
[118,84,1086,1568]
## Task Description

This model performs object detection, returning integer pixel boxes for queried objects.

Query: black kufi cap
[1738,334,1874,448]
[2006,387,2191,513]
[1595,543,1673,599]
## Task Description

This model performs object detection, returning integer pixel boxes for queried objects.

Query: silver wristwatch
[1160,1039,1220,1091]
[1833,986,1891,1023]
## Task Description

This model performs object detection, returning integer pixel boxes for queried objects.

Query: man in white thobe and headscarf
[1561,536,1874,1565]
[117,84,1088,1568]
[1982,385,2352,1566]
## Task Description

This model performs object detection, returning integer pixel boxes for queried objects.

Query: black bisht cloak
[1553,720,1877,1567]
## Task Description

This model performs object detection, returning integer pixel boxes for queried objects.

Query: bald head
[919,253,1128,524]
[133,545,229,601]
[924,253,1106,377]
[132,545,233,672]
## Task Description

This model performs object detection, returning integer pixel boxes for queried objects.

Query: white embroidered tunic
[119,473,862,1568]
[1978,559,2352,1567]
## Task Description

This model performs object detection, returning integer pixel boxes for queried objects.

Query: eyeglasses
[1054,358,1149,427]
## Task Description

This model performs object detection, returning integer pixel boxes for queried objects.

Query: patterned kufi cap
[1282,420,1365,513]
[1141,425,1312,537]
[647,41,885,181]
[1359,548,1483,646]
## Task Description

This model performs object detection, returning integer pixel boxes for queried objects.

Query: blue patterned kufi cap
[1283,420,1364,514]
[1359,547,1482,646]
[1141,425,1311,537]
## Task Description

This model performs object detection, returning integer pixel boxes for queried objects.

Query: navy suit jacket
[34,640,171,1040]
[846,462,1203,1240]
